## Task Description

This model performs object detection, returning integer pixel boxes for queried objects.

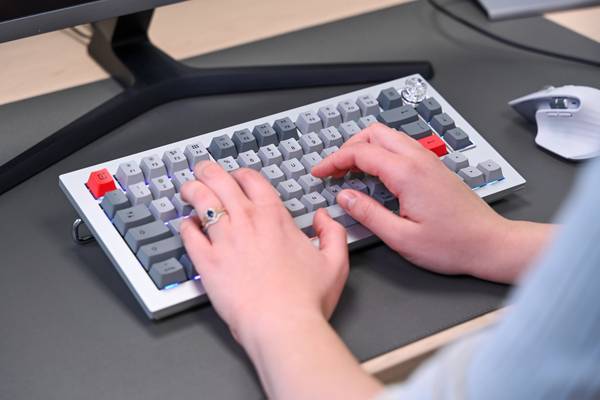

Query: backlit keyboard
[60,74,525,319]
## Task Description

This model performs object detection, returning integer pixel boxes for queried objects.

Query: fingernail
[338,190,356,209]
[198,161,215,178]
[181,181,196,200]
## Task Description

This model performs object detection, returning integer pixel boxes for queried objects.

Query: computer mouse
[509,85,600,160]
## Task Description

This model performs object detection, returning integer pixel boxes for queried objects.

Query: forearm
[240,310,383,400]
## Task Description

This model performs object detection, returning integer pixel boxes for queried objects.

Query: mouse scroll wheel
[550,98,568,109]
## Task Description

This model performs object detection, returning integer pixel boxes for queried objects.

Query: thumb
[313,208,348,267]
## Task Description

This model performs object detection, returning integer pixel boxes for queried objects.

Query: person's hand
[179,161,349,345]
[312,123,551,283]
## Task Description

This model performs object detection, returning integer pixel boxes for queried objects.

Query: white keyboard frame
[60,74,526,319]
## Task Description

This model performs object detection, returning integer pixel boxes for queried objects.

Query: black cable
[427,0,600,68]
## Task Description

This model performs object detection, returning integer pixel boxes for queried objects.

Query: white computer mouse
[509,85,600,160]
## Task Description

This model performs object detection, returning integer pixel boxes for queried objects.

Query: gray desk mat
[1,1,598,399]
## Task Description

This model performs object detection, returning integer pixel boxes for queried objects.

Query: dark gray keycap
[283,198,307,217]
[444,127,472,150]
[116,161,144,189]
[278,138,304,160]
[373,187,399,210]
[339,121,361,141]
[217,156,240,172]
[358,115,378,129]
[377,87,403,110]
[442,152,469,172]
[126,182,153,206]
[113,204,154,236]
[100,190,130,219]
[298,174,324,194]
[299,132,323,154]
[252,123,278,147]
[260,164,285,186]
[137,236,185,270]
[320,146,339,159]
[140,155,167,181]
[149,258,187,289]
[257,144,283,166]
[149,197,177,222]
[295,111,323,134]
[149,175,176,200]
[172,169,195,191]
[431,113,455,135]
[342,178,369,194]
[300,152,323,173]
[477,160,503,182]
[236,150,262,171]
[347,171,364,179]
[416,97,442,121]
[232,129,258,153]
[167,217,185,235]
[318,127,344,148]
[318,105,342,127]
[401,120,432,140]
[356,94,380,116]
[363,176,386,196]
[458,166,485,188]
[209,134,237,159]
[337,100,361,122]
[321,184,342,205]
[277,179,304,200]
[125,220,172,252]
[179,254,197,279]
[300,192,328,212]
[172,193,193,216]
[280,158,306,180]
[377,105,419,129]
[184,143,210,168]
[162,149,189,176]
[272,117,299,141]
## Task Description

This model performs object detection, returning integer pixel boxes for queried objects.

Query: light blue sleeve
[380,158,600,400]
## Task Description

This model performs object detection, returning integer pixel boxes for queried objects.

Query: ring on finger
[200,207,228,234]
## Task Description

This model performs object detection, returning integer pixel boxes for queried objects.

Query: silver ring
[201,207,227,234]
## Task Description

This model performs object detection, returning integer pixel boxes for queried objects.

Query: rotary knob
[401,76,428,104]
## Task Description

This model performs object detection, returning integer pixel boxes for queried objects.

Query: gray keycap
[126,182,153,206]
[149,197,177,222]
[184,143,210,168]
[167,217,185,235]
[125,220,172,252]
[257,144,283,166]
[356,94,380,116]
[278,138,304,160]
[299,132,323,154]
[172,193,193,216]
[236,150,263,171]
[298,174,324,194]
[252,123,278,147]
[377,105,419,129]
[140,155,167,181]
[232,129,258,153]
[300,192,328,212]
[260,164,285,186]
[458,166,485,188]
[280,158,306,180]
[337,100,361,122]
[179,254,197,279]
[401,120,432,140]
[363,176,386,195]
[431,113,455,135]
[217,156,240,172]
[320,146,339,159]
[294,204,357,237]
[373,187,399,210]
[377,87,403,110]
[162,149,189,176]
[318,105,342,128]
[272,117,299,141]
[116,161,144,189]
[443,152,469,172]
[300,152,323,173]
[283,198,307,217]
[295,111,323,134]
[342,178,369,194]
[444,127,472,150]
[277,179,304,200]
[137,236,185,270]
[149,175,176,200]
[172,169,194,191]
[149,258,187,289]
[317,127,344,148]
[113,204,154,236]
[321,184,342,205]
[416,97,442,121]
[100,189,130,219]
[477,160,503,182]
[339,121,361,141]
[209,134,237,159]
[358,115,378,129]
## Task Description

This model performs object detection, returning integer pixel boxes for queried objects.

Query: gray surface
[1,1,599,399]
[477,0,599,20]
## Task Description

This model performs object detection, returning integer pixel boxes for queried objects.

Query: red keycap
[86,168,116,199]
[418,135,448,157]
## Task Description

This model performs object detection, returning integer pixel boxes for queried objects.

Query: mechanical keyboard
[60,74,525,319]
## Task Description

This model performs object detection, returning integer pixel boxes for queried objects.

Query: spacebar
[293,204,357,237]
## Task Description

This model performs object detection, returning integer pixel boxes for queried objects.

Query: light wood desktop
[1,0,598,384]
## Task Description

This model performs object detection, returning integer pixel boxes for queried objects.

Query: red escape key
[86,168,116,199]
[418,135,448,157]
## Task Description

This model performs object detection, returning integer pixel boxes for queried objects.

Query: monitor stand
[0,9,433,195]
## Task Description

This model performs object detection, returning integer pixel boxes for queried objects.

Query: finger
[231,168,280,205]
[179,218,214,276]
[313,208,348,267]
[344,122,422,155]
[180,180,231,241]
[336,189,417,246]
[312,142,397,179]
